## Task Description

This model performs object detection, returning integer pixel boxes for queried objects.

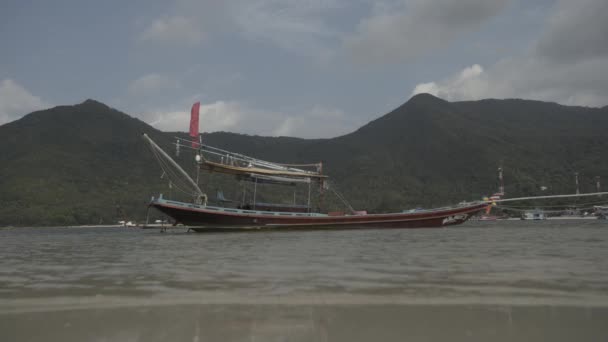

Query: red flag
[189,102,200,148]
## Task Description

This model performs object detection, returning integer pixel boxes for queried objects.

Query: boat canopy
[175,136,327,181]
[237,173,312,186]
[201,160,326,179]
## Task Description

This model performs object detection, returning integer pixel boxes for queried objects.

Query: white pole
[253,178,257,209]
[307,181,311,212]
[195,161,200,187]
[242,183,246,206]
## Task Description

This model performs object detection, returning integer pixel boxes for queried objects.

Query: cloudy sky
[1,0,607,138]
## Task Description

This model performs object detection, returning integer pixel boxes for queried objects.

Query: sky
[1,0,607,138]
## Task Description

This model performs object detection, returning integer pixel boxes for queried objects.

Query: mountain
[0,100,167,226]
[1,95,607,226]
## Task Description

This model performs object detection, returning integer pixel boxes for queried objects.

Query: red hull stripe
[152,201,487,228]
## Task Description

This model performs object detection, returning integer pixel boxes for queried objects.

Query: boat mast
[142,133,206,203]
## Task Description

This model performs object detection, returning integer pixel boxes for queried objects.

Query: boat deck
[160,198,329,217]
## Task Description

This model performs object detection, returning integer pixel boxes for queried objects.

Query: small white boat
[521,209,546,220]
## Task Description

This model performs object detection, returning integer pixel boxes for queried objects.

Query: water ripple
[1,221,607,305]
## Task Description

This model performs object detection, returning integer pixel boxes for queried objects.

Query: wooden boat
[143,103,608,231]
[142,102,484,231]
[143,130,486,231]
[149,195,488,231]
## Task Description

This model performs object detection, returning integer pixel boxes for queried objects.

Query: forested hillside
[1,94,607,226]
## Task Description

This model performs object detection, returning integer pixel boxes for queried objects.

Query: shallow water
[1,220,607,341]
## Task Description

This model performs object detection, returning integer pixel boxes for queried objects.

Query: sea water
[1,220,607,341]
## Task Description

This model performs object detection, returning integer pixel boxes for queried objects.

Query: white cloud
[344,0,510,64]
[148,101,243,133]
[412,64,487,101]
[145,100,357,138]
[231,0,344,59]
[411,57,608,107]
[128,73,180,95]
[140,16,205,46]
[273,106,355,138]
[535,0,608,63]
[139,0,347,59]
[0,79,48,125]
[410,0,608,107]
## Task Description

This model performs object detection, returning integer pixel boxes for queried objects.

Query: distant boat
[594,206,608,220]
[118,220,137,227]
[521,209,546,220]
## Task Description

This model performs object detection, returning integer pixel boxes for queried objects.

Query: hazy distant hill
[1,94,607,226]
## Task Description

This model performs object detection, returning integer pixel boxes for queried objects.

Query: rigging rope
[495,199,608,209]
[147,143,198,196]
[327,181,356,214]
[496,206,600,214]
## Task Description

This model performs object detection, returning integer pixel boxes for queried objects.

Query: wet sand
[2,304,607,342]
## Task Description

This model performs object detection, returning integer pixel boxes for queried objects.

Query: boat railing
[154,197,328,217]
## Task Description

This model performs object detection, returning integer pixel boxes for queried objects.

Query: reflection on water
[1,220,607,341]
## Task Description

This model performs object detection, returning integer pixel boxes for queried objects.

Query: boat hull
[150,198,488,232]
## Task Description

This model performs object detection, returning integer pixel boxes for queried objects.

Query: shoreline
[3,291,608,315]
[1,216,605,230]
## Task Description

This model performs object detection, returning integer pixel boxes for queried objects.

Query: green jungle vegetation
[1,94,607,226]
